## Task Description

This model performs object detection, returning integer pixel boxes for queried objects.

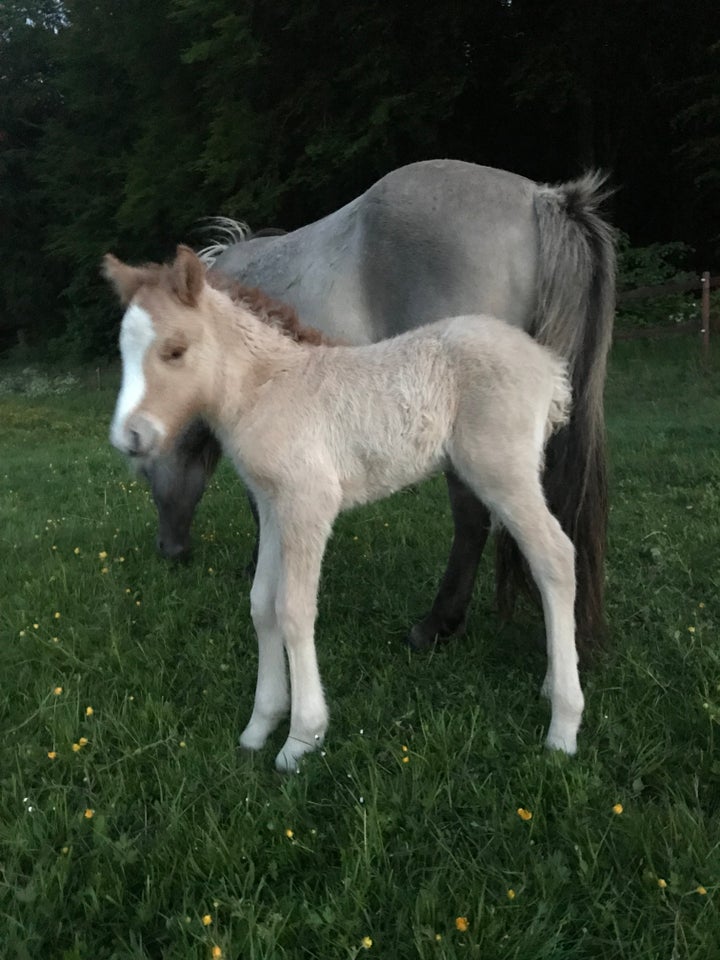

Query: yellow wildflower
[74,547,80,555]
[402,755,410,763]
[361,936,373,949]
[435,934,442,941]
[72,743,81,752]
[84,808,94,819]
[33,623,39,629]
[517,807,533,821]
[211,948,222,959]
[78,737,88,747]
[101,567,109,575]
[688,626,696,633]
[54,611,61,619]
[507,889,516,900]
[696,885,707,895]
[401,744,408,752]
[53,686,63,696]
[455,916,469,932]
[85,706,94,717]
[657,878,667,889]
[47,751,57,760]
[612,803,623,815]
[202,914,212,926]
[98,551,107,560]
[285,828,294,839]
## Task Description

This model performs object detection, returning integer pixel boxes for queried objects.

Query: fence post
[701,271,710,356]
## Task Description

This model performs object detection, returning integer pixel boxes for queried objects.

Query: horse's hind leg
[408,470,491,650]
[244,488,260,578]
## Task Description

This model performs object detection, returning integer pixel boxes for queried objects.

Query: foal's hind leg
[495,488,583,752]
[408,471,491,650]
[460,467,584,753]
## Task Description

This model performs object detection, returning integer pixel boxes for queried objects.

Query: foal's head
[105,246,217,461]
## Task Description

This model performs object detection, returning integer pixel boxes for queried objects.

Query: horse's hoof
[405,625,438,651]
[406,619,463,651]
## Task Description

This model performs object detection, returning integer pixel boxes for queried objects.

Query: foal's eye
[161,341,187,362]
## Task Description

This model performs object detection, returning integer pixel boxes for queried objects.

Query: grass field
[1,338,719,959]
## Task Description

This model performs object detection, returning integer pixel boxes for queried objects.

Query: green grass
[1,339,719,959]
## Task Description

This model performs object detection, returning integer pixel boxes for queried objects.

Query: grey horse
[138,159,615,656]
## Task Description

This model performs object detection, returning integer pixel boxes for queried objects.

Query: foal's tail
[497,172,616,660]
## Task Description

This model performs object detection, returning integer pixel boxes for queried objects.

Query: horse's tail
[497,171,616,660]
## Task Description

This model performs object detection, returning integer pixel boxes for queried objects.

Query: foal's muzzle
[113,413,164,459]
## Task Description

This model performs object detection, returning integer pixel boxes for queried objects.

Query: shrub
[616,232,701,330]
[0,366,79,397]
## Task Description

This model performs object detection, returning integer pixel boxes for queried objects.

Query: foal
[106,246,584,772]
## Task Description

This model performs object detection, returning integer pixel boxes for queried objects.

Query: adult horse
[139,159,615,656]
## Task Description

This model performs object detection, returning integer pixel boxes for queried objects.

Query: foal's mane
[106,249,336,348]
[206,269,337,346]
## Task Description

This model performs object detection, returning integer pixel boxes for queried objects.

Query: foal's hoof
[239,711,285,751]
[545,729,578,756]
[275,735,322,774]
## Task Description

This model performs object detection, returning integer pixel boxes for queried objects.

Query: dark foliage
[1,0,719,359]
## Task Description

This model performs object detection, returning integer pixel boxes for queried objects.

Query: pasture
[1,337,719,959]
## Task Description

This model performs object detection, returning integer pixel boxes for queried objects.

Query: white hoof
[275,733,323,774]
[239,712,284,751]
[545,724,578,755]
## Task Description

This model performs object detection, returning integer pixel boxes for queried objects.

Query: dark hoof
[405,619,464,652]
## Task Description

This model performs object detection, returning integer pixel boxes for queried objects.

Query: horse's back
[357,161,537,335]
[213,160,540,342]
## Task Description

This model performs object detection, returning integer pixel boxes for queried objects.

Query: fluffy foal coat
[106,246,584,772]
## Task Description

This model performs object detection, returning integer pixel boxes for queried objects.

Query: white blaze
[110,304,156,450]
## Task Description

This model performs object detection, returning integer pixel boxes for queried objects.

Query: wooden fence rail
[617,274,720,303]
[615,271,719,353]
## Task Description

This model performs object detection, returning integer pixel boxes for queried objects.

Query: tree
[0,1,65,350]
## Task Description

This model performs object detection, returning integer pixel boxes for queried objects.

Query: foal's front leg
[240,499,289,751]
[274,498,337,773]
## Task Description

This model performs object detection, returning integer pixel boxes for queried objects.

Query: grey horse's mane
[197,217,252,265]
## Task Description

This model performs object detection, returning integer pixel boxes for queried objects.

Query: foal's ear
[102,254,147,306]
[172,245,206,307]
